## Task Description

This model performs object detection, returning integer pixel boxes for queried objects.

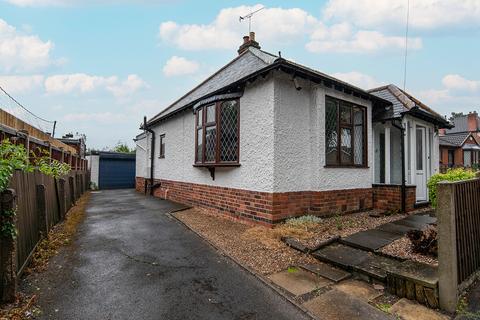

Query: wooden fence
[437,177,480,312]
[0,169,89,302]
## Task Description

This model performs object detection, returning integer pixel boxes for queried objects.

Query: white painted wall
[87,154,100,187]
[272,73,373,192]
[135,134,148,179]
[135,71,374,192]
[141,76,276,192]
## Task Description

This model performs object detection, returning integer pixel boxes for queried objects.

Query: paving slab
[303,289,394,320]
[340,229,402,251]
[390,298,450,320]
[392,218,427,230]
[356,254,402,282]
[268,268,332,297]
[312,243,370,269]
[404,214,437,225]
[300,263,351,282]
[335,279,383,302]
[388,260,438,288]
[376,222,417,235]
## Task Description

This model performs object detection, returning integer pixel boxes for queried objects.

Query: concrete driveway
[25,189,310,320]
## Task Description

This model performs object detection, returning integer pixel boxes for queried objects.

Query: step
[339,229,403,251]
[299,263,351,283]
[311,243,401,282]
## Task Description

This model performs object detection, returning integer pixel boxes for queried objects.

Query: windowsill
[193,163,241,168]
[324,165,369,169]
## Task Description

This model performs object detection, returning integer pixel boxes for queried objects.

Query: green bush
[428,168,477,207]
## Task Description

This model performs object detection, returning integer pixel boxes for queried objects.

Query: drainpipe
[143,116,155,196]
[391,119,406,213]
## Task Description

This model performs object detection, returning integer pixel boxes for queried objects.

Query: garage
[88,151,136,189]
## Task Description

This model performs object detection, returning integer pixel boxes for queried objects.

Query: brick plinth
[373,184,416,212]
[136,177,376,225]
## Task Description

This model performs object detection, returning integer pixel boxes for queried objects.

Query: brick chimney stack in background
[467,111,479,132]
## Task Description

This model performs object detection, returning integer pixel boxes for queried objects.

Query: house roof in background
[446,113,480,134]
[439,132,472,147]
[146,46,390,126]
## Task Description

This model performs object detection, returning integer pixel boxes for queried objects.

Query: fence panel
[9,171,40,273]
[454,179,480,284]
[438,177,480,312]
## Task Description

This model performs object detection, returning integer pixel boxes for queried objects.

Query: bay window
[325,96,367,167]
[195,99,239,165]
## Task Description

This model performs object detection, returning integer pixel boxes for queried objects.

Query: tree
[113,141,134,153]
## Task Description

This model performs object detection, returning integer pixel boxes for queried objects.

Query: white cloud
[442,74,480,92]
[0,75,44,93]
[44,73,147,97]
[62,112,128,124]
[106,74,149,98]
[159,5,320,50]
[0,19,54,72]
[162,56,200,77]
[417,74,480,114]
[45,73,117,94]
[323,0,480,30]
[306,25,422,53]
[158,4,422,55]
[331,71,381,89]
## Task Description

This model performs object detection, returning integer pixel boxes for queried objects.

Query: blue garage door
[99,156,136,189]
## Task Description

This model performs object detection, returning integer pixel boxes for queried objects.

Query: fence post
[69,176,75,205]
[0,189,17,303]
[36,184,47,237]
[57,178,66,220]
[437,181,458,313]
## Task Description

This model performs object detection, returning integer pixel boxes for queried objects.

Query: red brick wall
[136,177,376,225]
[373,184,416,212]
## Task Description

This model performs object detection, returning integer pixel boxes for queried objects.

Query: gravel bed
[283,210,413,249]
[380,236,438,266]
[174,208,318,275]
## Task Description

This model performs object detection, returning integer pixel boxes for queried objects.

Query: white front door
[415,127,427,201]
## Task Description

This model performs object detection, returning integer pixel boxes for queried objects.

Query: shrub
[285,215,322,227]
[407,225,438,257]
[427,168,477,208]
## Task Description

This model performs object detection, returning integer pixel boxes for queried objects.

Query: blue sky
[0,0,479,149]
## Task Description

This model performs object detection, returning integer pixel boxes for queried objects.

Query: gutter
[391,118,407,213]
[143,116,155,196]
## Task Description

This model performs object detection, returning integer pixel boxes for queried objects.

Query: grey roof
[368,84,450,127]
[439,132,470,147]
[446,113,480,134]
[146,46,389,126]
[148,47,277,124]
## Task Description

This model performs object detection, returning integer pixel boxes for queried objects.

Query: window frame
[194,99,240,167]
[159,134,165,159]
[324,95,368,168]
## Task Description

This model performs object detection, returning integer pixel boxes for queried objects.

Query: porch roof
[369,84,452,128]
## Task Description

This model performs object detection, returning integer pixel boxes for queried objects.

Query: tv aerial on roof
[239,6,265,34]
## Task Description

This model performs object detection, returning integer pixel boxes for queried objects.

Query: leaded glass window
[325,96,367,167]
[195,99,240,165]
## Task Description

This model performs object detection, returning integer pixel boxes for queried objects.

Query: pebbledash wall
[136,71,405,225]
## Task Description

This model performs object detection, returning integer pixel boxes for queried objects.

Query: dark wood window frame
[159,134,165,159]
[194,99,240,167]
[325,95,368,168]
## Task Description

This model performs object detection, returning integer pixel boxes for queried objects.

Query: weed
[376,303,392,314]
[287,266,298,273]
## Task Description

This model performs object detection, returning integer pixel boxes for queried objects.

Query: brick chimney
[237,31,261,55]
[467,111,479,132]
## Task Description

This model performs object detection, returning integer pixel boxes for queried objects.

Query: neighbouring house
[135,33,451,225]
[87,151,136,189]
[59,133,87,159]
[439,112,480,170]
